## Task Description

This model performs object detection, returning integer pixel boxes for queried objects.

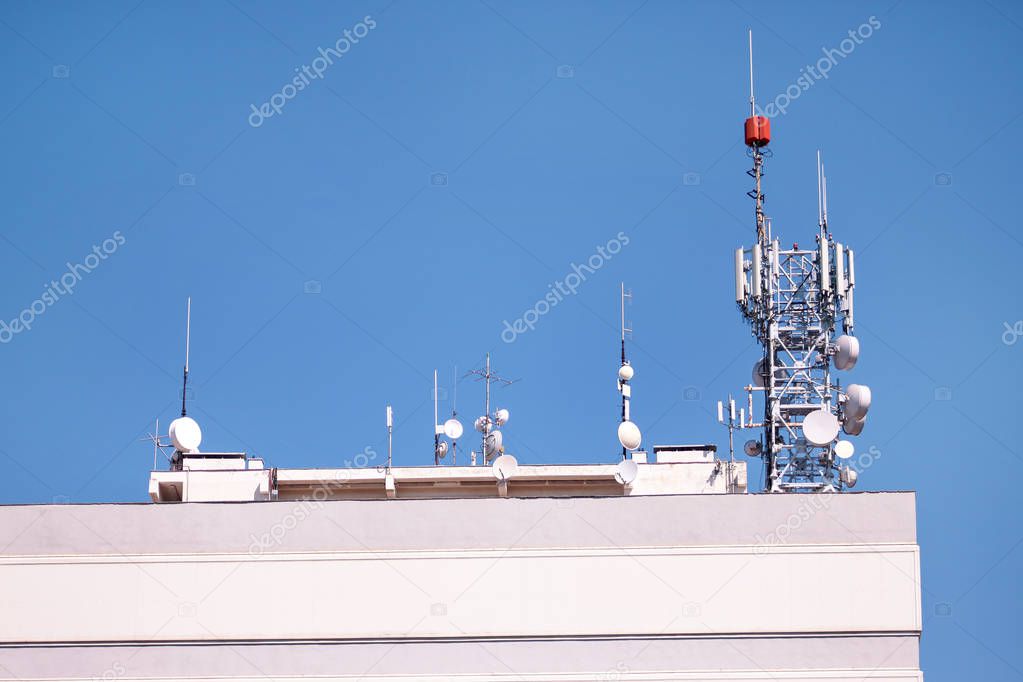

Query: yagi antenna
[180,297,191,417]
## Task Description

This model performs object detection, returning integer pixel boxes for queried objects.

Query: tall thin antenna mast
[466,354,516,465]
[180,297,191,417]
[433,370,440,465]
[619,283,634,460]
[744,30,771,244]
[616,284,641,458]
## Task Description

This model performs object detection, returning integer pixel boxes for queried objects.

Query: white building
[0,446,922,680]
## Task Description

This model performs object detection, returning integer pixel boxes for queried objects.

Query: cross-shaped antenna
[140,418,173,470]
[465,354,518,465]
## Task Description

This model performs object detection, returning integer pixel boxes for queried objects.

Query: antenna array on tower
[724,32,871,493]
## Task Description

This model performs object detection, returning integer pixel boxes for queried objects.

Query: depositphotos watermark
[757,16,881,118]
[248,15,377,128]
[1,231,126,343]
[247,447,378,555]
[501,231,630,343]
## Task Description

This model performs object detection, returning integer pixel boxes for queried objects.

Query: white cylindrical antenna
[835,243,846,296]
[433,370,438,427]
[847,249,856,287]
[752,244,762,297]
[822,163,829,226]
[729,398,736,422]
[734,248,745,302]
[819,239,831,293]
[717,400,724,424]
[740,408,745,426]
[748,29,755,116]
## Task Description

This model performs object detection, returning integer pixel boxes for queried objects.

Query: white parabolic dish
[845,384,872,420]
[834,439,855,460]
[443,418,464,440]
[617,420,642,451]
[834,335,860,370]
[803,409,840,447]
[492,454,518,481]
[618,363,634,382]
[169,416,202,452]
[615,458,639,485]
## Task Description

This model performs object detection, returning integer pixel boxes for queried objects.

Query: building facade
[0,455,921,681]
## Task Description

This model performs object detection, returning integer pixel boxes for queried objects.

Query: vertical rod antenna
[817,150,824,229]
[452,366,458,466]
[181,297,191,417]
[386,405,393,472]
[748,29,756,117]
[434,370,440,465]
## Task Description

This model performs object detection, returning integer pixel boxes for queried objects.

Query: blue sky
[0,0,1020,677]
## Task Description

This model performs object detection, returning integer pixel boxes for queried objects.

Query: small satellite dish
[492,453,518,481]
[834,335,860,370]
[845,384,872,420]
[617,420,642,451]
[618,363,634,382]
[168,416,202,452]
[484,429,504,458]
[474,416,489,433]
[834,439,854,460]
[802,409,840,446]
[743,439,763,457]
[443,418,464,440]
[841,466,858,488]
[615,458,639,485]
[495,408,510,426]
[435,440,449,459]
[843,415,866,436]
[752,358,767,387]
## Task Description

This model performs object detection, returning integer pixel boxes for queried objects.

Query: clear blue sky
[1,1,1019,678]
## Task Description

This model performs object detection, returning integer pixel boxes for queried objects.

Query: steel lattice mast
[725,32,869,493]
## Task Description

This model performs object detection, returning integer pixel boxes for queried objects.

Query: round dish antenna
[752,358,767,387]
[435,440,449,460]
[843,415,866,436]
[484,430,504,459]
[615,458,639,485]
[443,418,464,440]
[802,409,840,446]
[744,439,763,457]
[617,420,642,451]
[168,416,202,453]
[495,408,510,426]
[834,439,855,460]
[834,335,860,370]
[845,384,872,420]
[492,453,518,481]
[618,363,634,382]
[840,466,858,488]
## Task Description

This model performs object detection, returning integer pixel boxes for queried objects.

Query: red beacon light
[744,30,770,148]
[745,115,770,147]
